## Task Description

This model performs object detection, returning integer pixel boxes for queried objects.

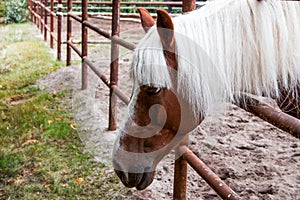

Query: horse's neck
[172,1,300,118]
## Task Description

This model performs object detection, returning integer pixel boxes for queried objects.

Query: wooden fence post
[44,0,48,41]
[173,135,189,200]
[67,0,73,66]
[57,0,62,60]
[40,1,44,34]
[50,0,54,49]
[172,1,195,199]
[28,0,33,21]
[173,150,188,200]
[34,1,38,27]
[108,0,120,131]
[82,0,88,89]
[182,0,195,13]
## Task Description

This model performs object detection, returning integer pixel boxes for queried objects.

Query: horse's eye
[146,87,161,95]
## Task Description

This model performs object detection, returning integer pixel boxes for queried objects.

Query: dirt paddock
[39,17,300,200]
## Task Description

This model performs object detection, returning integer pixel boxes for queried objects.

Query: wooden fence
[28,0,63,59]
[28,1,300,199]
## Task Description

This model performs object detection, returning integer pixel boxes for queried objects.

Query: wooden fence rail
[28,0,61,59]
[178,146,242,200]
[28,1,299,200]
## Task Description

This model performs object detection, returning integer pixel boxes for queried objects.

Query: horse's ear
[138,8,155,33]
[156,9,175,52]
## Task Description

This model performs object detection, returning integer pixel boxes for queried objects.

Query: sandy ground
[38,18,300,200]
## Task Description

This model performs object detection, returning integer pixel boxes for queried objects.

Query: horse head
[112,0,300,191]
[113,9,202,190]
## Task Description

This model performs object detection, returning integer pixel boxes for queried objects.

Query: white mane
[133,0,300,117]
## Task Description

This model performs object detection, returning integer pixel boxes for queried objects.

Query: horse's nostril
[136,171,155,190]
[113,154,154,189]
[114,169,132,188]
[128,172,143,186]
[114,169,146,189]
[115,170,125,181]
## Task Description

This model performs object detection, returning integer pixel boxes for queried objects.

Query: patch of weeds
[0,153,22,177]
[0,23,129,200]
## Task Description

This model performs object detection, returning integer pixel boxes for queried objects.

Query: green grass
[0,23,128,200]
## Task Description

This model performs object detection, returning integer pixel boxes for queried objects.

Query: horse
[113,0,300,190]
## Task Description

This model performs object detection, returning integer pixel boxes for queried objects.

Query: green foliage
[0,153,22,176]
[4,0,29,23]
[0,23,129,200]
[69,0,176,14]
[0,0,6,18]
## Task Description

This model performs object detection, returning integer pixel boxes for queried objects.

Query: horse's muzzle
[114,169,155,190]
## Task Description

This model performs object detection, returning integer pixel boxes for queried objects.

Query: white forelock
[132,0,300,117]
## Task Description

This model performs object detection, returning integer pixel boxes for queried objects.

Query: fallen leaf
[75,178,84,184]
[55,116,62,121]
[21,139,39,147]
[70,122,77,130]
[48,120,53,125]
[7,178,14,183]
[10,94,23,102]
[33,167,38,172]
[60,183,69,187]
